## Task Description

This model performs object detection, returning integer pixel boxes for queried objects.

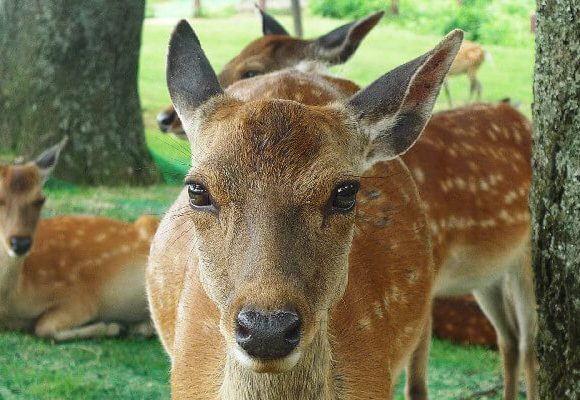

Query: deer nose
[10,236,32,256]
[156,111,175,132]
[235,309,302,360]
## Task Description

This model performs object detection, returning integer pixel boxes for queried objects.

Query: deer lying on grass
[0,138,158,341]
[147,20,462,399]
[156,9,384,136]
[443,40,491,107]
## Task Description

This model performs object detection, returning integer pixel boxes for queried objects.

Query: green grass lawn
[0,12,533,400]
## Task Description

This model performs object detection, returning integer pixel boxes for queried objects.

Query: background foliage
[310,0,535,46]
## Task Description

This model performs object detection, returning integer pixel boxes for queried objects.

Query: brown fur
[146,27,466,398]
[190,71,538,400]
[0,162,159,340]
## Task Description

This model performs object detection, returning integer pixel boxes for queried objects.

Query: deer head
[165,20,462,373]
[156,10,384,135]
[0,137,67,258]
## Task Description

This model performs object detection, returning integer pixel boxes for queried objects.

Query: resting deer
[156,9,384,136]
[147,21,462,399]
[443,40,491,107]
[0,138,158,341]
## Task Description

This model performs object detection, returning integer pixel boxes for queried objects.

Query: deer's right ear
[346,30,463,169]
[167,20,223,121]
[35,136,68,183]
[259,9,289,36]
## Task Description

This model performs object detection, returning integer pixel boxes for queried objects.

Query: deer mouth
[232,345,302,373]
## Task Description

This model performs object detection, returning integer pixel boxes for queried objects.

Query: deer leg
[443,80,453,108]
[405,313,432,400]
[34,302,122,341]
[474,282,520,400]
[509,250,538,400]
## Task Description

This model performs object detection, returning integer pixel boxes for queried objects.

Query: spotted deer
[443,40,491,107]
[153,14,534,397]
[226,67,536,398]
[147,21,462,399]
[156,9,384,136]
[0,138,158,341]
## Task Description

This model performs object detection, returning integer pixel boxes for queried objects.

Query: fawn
[156,9,384,136]
[147,20,462,399]
[0,138,158,340]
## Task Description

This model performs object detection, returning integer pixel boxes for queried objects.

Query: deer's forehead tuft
[3,165,40,194]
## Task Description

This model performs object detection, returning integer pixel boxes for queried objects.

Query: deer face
[0,138,67,258]
[157,11,384,135]
[166,21,462,373]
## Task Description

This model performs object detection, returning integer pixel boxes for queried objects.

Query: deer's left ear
[35,136,68,183]
[310,11,384,65]
[347,30,463,168]
[259,8,289,36]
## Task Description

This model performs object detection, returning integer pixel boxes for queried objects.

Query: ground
[0,12,533,400]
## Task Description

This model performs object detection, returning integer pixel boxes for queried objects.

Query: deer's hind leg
[474,280,520,400]
[34,298,122,341]
[508,247,538,400]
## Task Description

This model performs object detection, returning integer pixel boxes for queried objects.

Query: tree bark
[290,0,303,38]
[531,2,580,399]
[0,0,159,185]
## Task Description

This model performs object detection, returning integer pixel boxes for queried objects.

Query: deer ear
[347,30,463,168]
[310,11,384,65]
[258,8,289,36]
[35,136,68,183]
[166,20,223,121]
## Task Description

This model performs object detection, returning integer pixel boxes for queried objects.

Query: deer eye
[186,182,214,211]
[33,198,46,208]
[330,182,360,213]
[241,70,260,79]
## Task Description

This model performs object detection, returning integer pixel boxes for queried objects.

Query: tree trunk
[193,0,202,17]
[531,2,580,399]
[391,0,399,15]
[0,1,159,185]
[290,0,303,38]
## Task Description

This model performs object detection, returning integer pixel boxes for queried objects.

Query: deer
[156,9,384,137]
[152,14,535,398]
[224,68,537,399]
[147,20,463,399]
[443,39,491,107]
[0,138,158,341]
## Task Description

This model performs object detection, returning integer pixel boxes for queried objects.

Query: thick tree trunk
[531,2,580,399]
[290,0,303,38]
[0,1,159,185]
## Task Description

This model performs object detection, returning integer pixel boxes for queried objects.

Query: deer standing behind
[443,40,491,107]
[147,20,462,399]
[151,14,536,398]
[0,138,158,341]
[156,9,384,136]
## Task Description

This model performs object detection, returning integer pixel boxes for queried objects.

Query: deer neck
[0,247,24,304]
[219,325,340,400]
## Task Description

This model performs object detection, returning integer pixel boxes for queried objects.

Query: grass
[1,12,534,400]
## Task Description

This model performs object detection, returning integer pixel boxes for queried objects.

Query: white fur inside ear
[294,61,329,75]
[360,113,399,170]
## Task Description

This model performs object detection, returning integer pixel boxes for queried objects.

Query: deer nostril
[235,308,302,360]
[9,236,32,256]
[157,111,175,131]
